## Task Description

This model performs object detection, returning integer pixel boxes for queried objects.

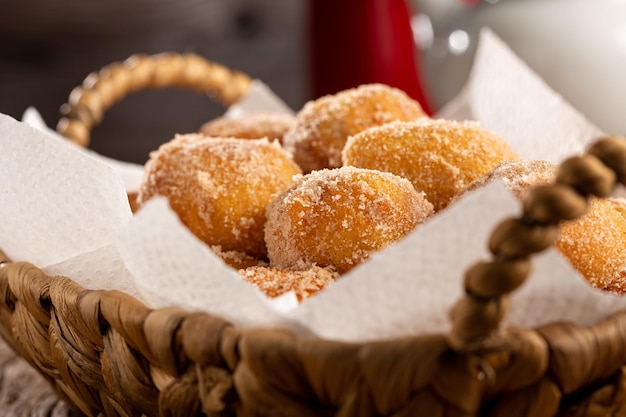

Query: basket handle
[56,52,253,148]
[449,136,626,351]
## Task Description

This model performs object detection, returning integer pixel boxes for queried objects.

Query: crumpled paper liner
[1,29,625,343]
[438,28,604,161]
[0,114,131,267]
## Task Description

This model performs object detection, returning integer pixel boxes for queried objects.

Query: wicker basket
[2,53,626,417]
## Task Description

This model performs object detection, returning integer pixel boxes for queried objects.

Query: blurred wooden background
[0,0,308,163]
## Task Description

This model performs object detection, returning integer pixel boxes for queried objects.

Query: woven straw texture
[56,52,252,148]
[2,54,626,416]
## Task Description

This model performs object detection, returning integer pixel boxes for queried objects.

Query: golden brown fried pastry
[283,83,427,173]
[460,159,557,200]
[264,166,434,274]
[199,112,295,144]
[556,197,626,294]
[342,119,520,211]
[138,135,301,258]
[211,246,268,270]
[461,159,626,295]
[239,265,338,301]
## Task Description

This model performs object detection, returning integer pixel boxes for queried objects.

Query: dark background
[0,0,308,163]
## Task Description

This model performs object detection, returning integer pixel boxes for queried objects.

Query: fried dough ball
[211,246,268,270]
[611,198,626,217]
[461,160,626,294]
[556,198,626,294]
[283,83,427,173]
[199,112,295,144]
[460,160,557,201]
[128,191,141,214]
[138,135,302,258]
[239,265,339,301]
[343,119,520,211]
[265,166,434,274]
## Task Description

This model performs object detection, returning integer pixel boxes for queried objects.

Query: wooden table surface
[0,336,80,417]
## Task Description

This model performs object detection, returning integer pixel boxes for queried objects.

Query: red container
[309,0,433,114]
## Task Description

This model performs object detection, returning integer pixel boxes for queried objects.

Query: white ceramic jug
[413,0,626,133]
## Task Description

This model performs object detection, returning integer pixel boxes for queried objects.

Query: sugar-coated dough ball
[556,197,626,294]
[264,166,434,274]
[199,112,295,144]
[343,119,520,211]
[460,159,626,295]
[138,135,302,258]
[283,83,426,173]
[460,160,557,201]
[211,246,268,270]
[239,265,338,301]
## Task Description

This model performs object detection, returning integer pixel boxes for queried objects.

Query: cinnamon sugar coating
[137,135,301,258]
[461,159,626,295]
[283,84,426,173]
[460,160,557,201]
[211,246,268,270]
[239,265,338,301]
[264,166,434,274]
[556,197,626,294]
[343,119,520,211]
[199,112,295,144]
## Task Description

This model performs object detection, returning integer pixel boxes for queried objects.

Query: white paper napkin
[0,113,131,267]
[1,31,624,343]
[116,197,303,331]
[21,107,145,193]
